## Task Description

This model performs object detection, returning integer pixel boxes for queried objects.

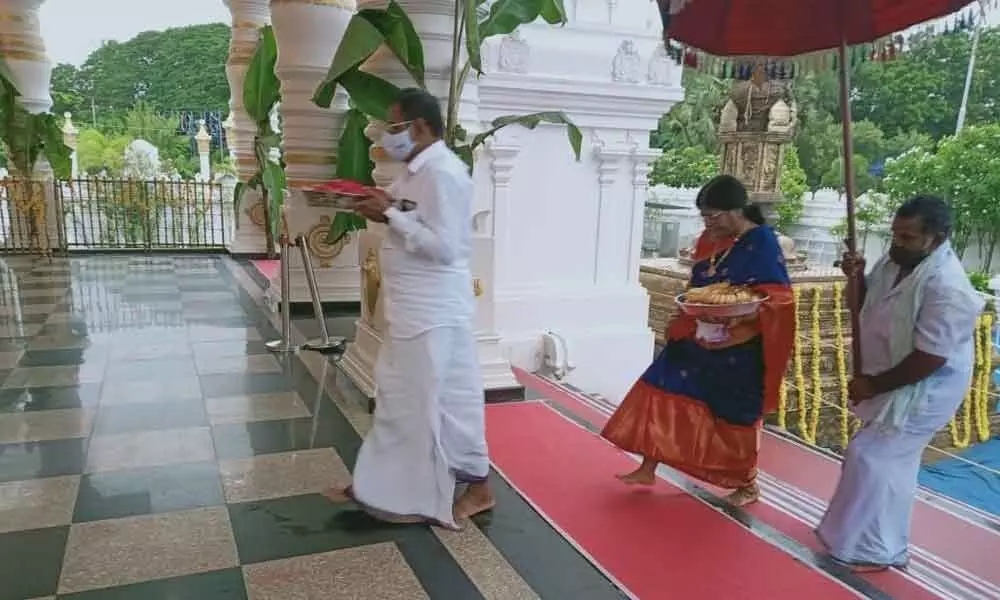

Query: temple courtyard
[1,254,998,600]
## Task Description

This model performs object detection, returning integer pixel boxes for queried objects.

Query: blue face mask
[382,127,416,162]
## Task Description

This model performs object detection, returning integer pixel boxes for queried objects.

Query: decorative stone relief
[647,43,672,86]
[361,247,381,323]
[611,40,641,84]
[498,29,529,74]
[719,100,738,133]
[305,214,348,267]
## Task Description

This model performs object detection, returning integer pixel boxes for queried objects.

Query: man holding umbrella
[817,195,984,570]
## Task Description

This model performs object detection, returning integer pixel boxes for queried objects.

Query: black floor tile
[59,568,248,600]
[0,384,102,412]
[229,494,411,564]
[0,437,87,483]
[211,415,342,460]
[472,475,625,600]
[19,347,102,367]
[200,372,294,398]
[73,462,224,522]
[93,400,208,435]
[0,525,68,600]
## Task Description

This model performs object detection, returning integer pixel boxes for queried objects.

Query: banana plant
[0,65,72,179]
[314,0,582,245]
[233,25,286,257]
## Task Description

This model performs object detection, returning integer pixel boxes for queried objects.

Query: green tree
[50,63,86,119]
[852,28,1000,140]
[821,155,877,196]
[775,146,808,233]
[794,116,841,191]
[648,146,719,187]
[935,124,1000,269]
[651,70,727,152]
[77,128,132,175]
[63,23,231,119]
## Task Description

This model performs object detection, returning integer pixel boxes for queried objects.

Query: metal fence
[57,178,229,251]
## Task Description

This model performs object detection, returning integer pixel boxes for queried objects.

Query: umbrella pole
[837,39,863,375]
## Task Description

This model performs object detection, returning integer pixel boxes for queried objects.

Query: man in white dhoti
[327,88,494,529]
[817,195,985,571]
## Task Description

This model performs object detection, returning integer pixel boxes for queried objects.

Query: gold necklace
[705,225,755,277]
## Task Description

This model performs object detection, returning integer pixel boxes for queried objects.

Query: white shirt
[380,140,475,339]
[857,243,985,430]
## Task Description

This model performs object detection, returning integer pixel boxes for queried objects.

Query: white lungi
[351,325,487,529]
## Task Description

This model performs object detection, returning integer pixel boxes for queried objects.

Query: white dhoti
[816,422,937,566]
[351,324,487,529]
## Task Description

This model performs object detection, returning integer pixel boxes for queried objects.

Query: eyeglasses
[385,120,414,135]
[700,211,725,222]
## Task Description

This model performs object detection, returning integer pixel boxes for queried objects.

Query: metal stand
[265,234,299,354]
[296,234,345,353]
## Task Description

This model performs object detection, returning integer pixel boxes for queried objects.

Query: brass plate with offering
[676,283,767,344]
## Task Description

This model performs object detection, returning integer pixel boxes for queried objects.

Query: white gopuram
[341,0,683,403]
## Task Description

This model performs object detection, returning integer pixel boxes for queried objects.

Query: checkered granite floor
[0,255,622,600]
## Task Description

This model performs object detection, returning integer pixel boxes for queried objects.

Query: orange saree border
[601,381,759,489]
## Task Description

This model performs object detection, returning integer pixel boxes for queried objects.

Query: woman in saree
[601,175,796,505]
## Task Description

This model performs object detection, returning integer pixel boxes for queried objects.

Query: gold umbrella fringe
[664,1,993,80]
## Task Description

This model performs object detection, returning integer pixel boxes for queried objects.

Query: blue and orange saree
[602,225,796,489]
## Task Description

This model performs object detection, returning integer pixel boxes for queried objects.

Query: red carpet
[251,259,279,281]
[486,402,858,599]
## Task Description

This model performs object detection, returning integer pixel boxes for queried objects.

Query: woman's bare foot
[454,483,496,520]
[616,458,658,486]
[726,482,760,507]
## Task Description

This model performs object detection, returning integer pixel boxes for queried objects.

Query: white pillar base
[227,189,270,256]
[494,286,654,403]
[263,194,360,308]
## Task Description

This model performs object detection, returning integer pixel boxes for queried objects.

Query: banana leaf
[243,26,280,123]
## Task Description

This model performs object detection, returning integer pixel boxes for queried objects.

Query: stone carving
[761,144,780,190]
[767,99,793,133]
[361,247,381,323]
[740,144,760,186]
[305,214,347,268]
[498,29,529,73]
[719,100,738,133]
[647,43,672,86]
[247,200,266,228]
[123,140,160,180]
[611,40,641,83]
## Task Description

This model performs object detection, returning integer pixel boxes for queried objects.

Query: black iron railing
[57,178,229,251]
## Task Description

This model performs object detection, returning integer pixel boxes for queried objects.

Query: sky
[40,0,229,66]
[36,0,1000,66]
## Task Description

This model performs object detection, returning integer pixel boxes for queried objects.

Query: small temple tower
[717,66,798,214]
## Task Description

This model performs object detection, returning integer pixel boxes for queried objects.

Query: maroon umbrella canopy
[659,0,978,57]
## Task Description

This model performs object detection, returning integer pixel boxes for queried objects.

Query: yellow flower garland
[832,282,851,449]
[792,287,808,438]
[808,287,823,444]
[948,314,995,448]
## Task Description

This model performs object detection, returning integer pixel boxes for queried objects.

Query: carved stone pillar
[340,0,521,398]
[223,0,270,255]
[264,0,360,307]
[62,112,79,179]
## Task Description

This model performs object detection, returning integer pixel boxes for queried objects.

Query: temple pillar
[0,0,59,254]
[62,112,78,179]
[339,0,511,395]
[341,0,683,402]
[264,0,360,307]
[222,0,270,256]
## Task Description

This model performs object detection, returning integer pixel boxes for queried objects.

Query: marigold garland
[832,282,851,449]
[791,287,808,438]
[807,287,823,444]
[948,313,995,448]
